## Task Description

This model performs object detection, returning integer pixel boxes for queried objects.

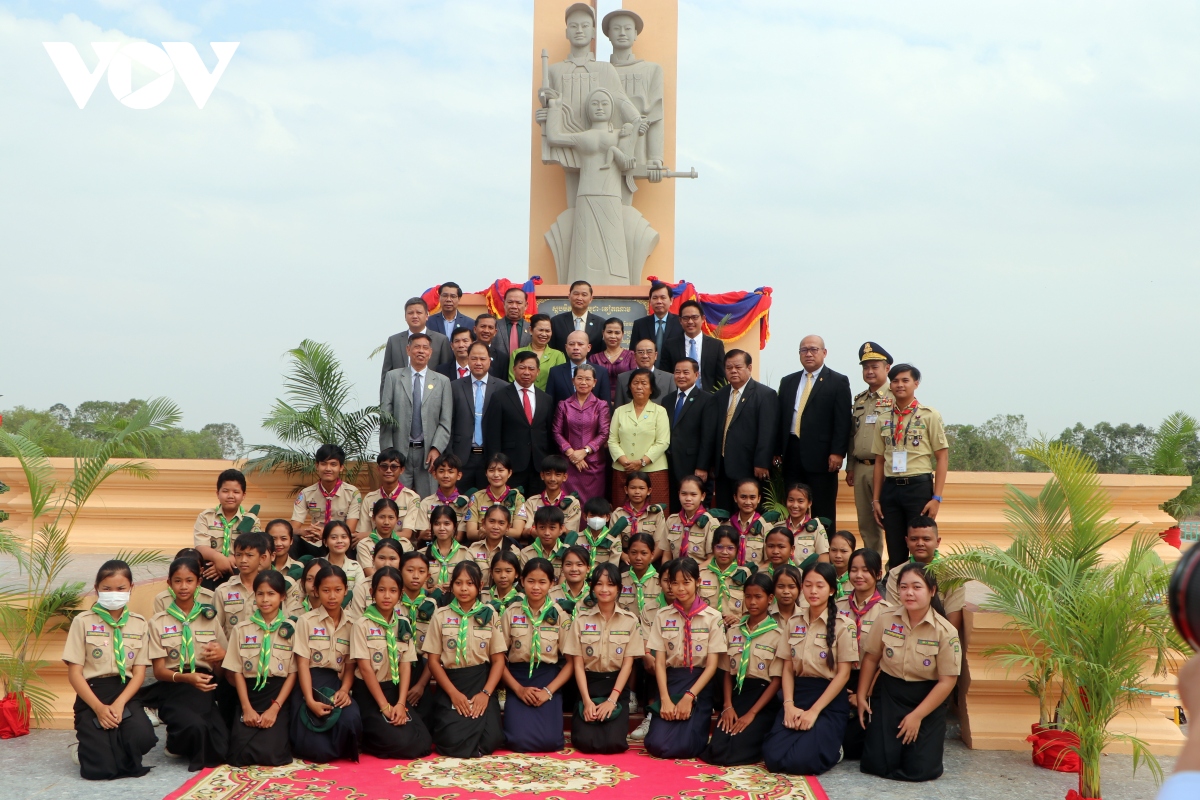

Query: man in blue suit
[426,282,476,337]
[546,330,610,404]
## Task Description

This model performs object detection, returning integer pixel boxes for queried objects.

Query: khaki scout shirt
[664,513,721,561]
[697,560,752,617]
[193,506,261,554]
[576,527,623,567]
[467,488,525,533]
[885,561,966,615]
[407,493,470,540]
[293,607,354,676]
[424,542,473,593]
[618,568,664,629]
[501,601,571,666]
[610,504,669,554]
[467,540,505,588]
[783,606,858,680]
[850,387,893,462]
[214,575,259,634]
[422,604,508,668]
[562,605,646,672]
[148,607,227,672]
[291,481,362,530]
[863,606,961,681]
[724,620,786,682]
[358,484,422,534]
[647,604,728,668]
[871,402,949,478]
[325,556,366,595]
[350,612,418,684]
[731,514,771,567]
[836,595,888,658]
[63,609,152,680]
[153,586,216,616]
[519,540,568,574]
[784,519,829,563]
[357,532,415,574]
[518,492,581,533]
[221,617,297,680]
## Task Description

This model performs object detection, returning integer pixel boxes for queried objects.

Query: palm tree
[244,340,391,486]
[938,440,1182,797]
[1130,411,1200,522]
[0,399,177,724]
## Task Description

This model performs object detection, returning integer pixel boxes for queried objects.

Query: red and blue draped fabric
[650,276,773,349]
[422,276,544,320]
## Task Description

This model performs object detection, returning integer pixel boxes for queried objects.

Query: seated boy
[214,531,273,635]
[884,515,965,634]
[152,547,217,614]
[519,505,573,573]
[408,452,471,545]
[358,448,422,547]
[515,455,581,538]
[193,468,261,588]
[290,443,362,559]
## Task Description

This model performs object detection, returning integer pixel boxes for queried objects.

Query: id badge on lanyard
[892,450,908,473]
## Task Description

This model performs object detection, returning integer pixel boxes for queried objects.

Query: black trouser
[782,438,841,529]
[510,467,543,497]
[459,449,488,494]
[879,474,933,570]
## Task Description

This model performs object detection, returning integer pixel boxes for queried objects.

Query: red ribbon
[672,595,708,669]
[319,480,343,523]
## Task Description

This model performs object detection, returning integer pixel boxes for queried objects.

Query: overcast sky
[2,0,1195,448]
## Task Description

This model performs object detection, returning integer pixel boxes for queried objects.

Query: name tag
[865,414,877,423]
[892,450,908,472]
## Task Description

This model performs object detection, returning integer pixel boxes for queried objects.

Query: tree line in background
[0,400,243,460]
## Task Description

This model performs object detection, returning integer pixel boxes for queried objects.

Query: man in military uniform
[846,342,894,557]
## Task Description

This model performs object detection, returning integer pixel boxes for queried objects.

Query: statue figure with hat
[603,9,665,197]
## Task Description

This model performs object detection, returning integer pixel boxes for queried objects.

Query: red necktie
[459,366,468,378]
[522,388,533,424]
[509,320,520,353]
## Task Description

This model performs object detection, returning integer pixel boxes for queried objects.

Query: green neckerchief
[302,597,313,613]
[165,601,202,672]
[249,609,283,690]
[735,616,779,692]
[836,571,850,599]
[216,505,245,557]
[560,583,588,617]
[449,599,487,666]
[401,590,427,626]
[628,565,658,616]
[363,604,402,682]
[910,550,942,567]
[533,538,565,562]
[706,559,739,613]
[522,597,555,677]
[582,527,612,566]
[491,585,519,608]
[430,539,462,586]
[91,604,130,682]
[767,559,797,577]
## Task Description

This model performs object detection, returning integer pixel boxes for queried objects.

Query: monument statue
[604,10,665,195]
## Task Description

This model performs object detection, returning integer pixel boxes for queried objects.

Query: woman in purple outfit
[588,318,636,404]
[553,362,612,501]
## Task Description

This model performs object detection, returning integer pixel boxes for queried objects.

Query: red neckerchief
[622,502,648,534]
[485,485,510,505]
[672,595,708,669]
[381,483,404,501]
[541,490,563,509]
[435,488,459,504]
[785,515,811,534]
[319,480,343,523]
[847,590,884,639]
[892,398,919,445]
[677,505,706,554]
[732,512,762,564]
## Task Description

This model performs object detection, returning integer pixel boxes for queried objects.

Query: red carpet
[164,743,828,800]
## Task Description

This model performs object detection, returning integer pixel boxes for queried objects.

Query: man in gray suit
[615,338,675,406]
[379,297,453,394]
[450,341,509,491]
[380,333,452,498]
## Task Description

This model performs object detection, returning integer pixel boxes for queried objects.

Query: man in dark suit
[483,350,554,495]
[380,297,453,395]
[425,282,475,338]
[495,287,532,362]
[450,341,508,492]
[435,327,475,382]
[615,338,674,406]
[662,299,725,392]
[472,313,510,381]
[712,350,778,511]
[549,280,606,352]
[662,356,717,512]
[631,281,684,370]
[776,335,852,527]
[546,330,611,404]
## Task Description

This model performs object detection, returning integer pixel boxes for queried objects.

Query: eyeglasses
[799,347,823,354]
[713,544,737,552]
[680,314,702,322]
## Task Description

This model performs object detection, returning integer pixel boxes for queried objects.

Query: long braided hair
[801,561,841,662]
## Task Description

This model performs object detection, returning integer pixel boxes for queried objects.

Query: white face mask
[586,516,607,531]
[96,591,131,611]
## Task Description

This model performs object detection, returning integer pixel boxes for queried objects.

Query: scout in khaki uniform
[870,364,949,569]
[884,520,966,632]
[645,558,729,759]
[290,444,362,559]
[518,504,573,574]
[350,564,433,759]
[610,496,669,562]
[265,520,306,583]
[193,468,260,588]
[837,546,888,760]
[357,497,415,577]
[701,572,785,766]
[148,557,228,772]
[578,497,625,567]
[847,342,893,556]
[424,505,473,594]
[468,504,520,589]
[515,481,582,537]
[153,584,216,615]
[619,533,664,631]
[357,448,422,543]
[214,531,273,635]
[408,479,472,546]
[482,549,523,610]
[728,477,779,567]
[664,476,723,562]
[63,561,156,781]
[562,561,646,754]
[698,527,756,626]
[549,545,593,617]
[499,557,574,752]
[857,562,961,782]
[221,571,298,767]
[421,561,508,758]
[761,562,859,775]
[464,453,524,542]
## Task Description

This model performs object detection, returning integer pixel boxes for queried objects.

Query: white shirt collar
[654,312,669,322]
[686,331,702,343]
[412,367,426,380]
[807,365,824,381]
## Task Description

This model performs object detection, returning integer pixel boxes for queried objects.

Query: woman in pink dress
[553,363,612,502]
[588,318,637,405]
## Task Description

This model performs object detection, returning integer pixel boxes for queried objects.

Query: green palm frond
[0,431,57,521]
[761,465,788,517]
